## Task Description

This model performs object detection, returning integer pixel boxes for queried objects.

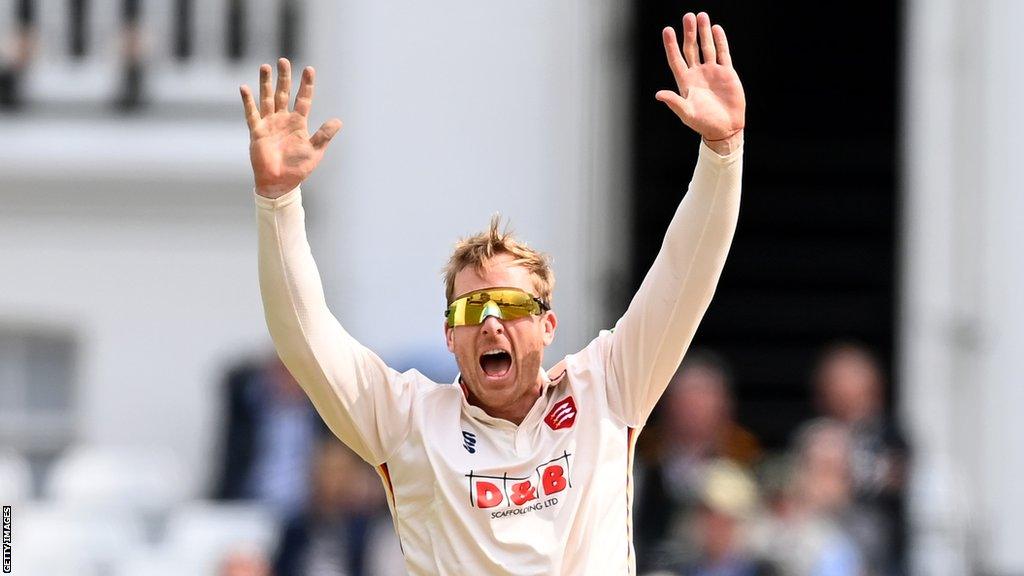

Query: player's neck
[460,378,544,425]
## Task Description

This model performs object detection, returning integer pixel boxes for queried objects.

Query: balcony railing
[0,0,303,113]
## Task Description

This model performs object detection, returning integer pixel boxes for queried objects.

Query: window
[0,329,76,453]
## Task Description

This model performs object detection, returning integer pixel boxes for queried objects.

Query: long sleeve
[603,139,743,427]
[256,188,416,465]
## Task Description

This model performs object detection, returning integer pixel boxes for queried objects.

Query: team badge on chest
[544,396,577,431]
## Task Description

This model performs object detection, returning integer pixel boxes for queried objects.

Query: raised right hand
[240,58,343,199]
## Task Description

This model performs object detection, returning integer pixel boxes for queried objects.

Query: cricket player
[240,11,745,575]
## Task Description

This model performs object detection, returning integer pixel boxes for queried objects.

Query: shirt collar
[453,367,559,427]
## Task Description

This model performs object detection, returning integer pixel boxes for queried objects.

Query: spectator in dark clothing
[813,342,909,575]
[211,356,326,519]
[274,439,403,576]
[635,350,763,573]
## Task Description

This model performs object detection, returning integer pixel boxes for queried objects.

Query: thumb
[655,90,694,123]
[311,118,343,150]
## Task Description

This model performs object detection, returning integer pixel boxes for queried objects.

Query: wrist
[702,129,744,156]
[255,183,294,200]
[254,186,301,208]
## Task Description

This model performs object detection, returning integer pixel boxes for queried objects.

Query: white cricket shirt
[256,139,743,575]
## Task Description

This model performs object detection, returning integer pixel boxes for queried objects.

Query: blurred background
[0,0,1020,575]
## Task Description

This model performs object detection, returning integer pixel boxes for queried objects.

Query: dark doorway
[630,1,901,447]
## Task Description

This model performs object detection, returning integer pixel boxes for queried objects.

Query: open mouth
[479,349,512,378]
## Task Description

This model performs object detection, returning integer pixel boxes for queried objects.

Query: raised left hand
[656,12,745,150]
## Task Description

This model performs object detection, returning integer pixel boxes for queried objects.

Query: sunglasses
[445,287,551,327]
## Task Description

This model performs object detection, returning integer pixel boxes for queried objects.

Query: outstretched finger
[712,24,732,67]
[259,64,274,117]
[662,27,688,89]
[294,67,315,117]
[681,12,698,67]
[275,58,292,112]
[310,118,343,150]
[240,85,260,131]
[697,12,716,64]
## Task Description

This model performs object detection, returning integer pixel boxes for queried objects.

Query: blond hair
[443,215,555,305]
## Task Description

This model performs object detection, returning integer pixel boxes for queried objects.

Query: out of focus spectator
[754,419,863,576]
[211,355,326,519]
[635,350,763,572]
[274,438,404,576]
[813,342,909,574]
[0,0,36,108]
[646,460,776,576]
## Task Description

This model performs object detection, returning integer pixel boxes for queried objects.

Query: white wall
[0,131,267,495]
[904,0,1024,573]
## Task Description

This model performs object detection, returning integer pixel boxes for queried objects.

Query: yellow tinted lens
[446,288,542,327]
[488,289,535,307]
[447,299,486,327]
[448,299,466,326]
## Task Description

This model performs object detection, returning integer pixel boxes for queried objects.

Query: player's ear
[444,321,455,353]
[541,311,557,346]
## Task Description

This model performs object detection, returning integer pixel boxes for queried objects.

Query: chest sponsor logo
[544,396,577,430]
[466,452,572,516]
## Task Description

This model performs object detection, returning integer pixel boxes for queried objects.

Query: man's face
[797,426,852,513]
[817,352,880,423]
[666,367,730,444]
[445,253,557,422]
